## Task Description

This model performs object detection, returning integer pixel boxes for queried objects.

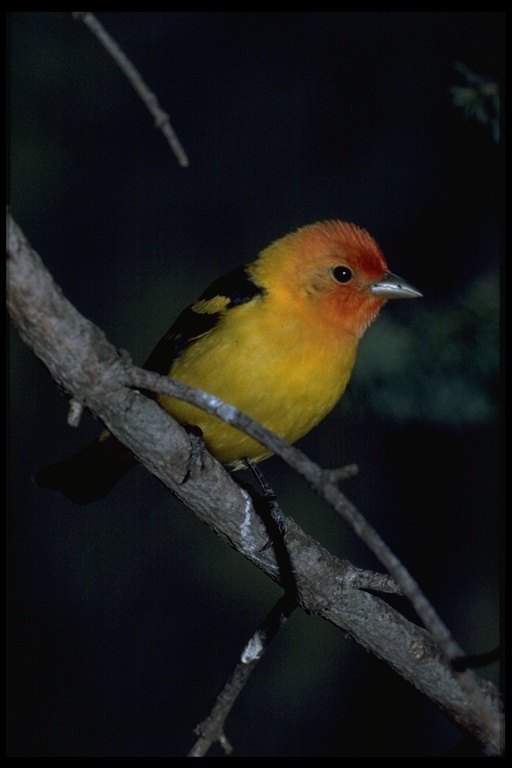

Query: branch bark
[6,211,504,756]
[72,12,189,166]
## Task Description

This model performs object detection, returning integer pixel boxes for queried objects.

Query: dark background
[8,12,502,757]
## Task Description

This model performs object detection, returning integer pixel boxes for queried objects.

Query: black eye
[331,265,353,284]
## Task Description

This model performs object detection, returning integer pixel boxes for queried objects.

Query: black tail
[34,434,137,504]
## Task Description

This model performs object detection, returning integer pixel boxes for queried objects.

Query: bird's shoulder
[143,264,264,374]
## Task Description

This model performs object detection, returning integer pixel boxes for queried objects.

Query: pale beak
[370,271,422,299]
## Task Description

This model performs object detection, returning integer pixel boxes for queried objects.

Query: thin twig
[188,594,297,757]
[72,12,189,166]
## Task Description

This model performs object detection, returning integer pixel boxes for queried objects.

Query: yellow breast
[156,292,357,466]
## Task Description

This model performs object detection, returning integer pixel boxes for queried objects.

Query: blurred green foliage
[355,271,499,427]
[450,62,500,143]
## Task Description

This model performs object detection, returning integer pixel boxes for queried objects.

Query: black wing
[143,264,264,375]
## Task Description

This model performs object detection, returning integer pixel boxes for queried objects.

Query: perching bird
[35,220,421,503]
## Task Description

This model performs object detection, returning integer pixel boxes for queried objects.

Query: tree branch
[6,211,504,756]
[72,12,189,167]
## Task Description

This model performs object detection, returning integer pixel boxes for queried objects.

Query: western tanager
[35,220,421,502]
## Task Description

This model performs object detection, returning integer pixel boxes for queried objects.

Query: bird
[35,220,421,503]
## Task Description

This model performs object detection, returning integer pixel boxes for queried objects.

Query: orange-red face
[252,220,391,340]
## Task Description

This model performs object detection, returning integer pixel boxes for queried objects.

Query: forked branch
[6,212,503,755]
